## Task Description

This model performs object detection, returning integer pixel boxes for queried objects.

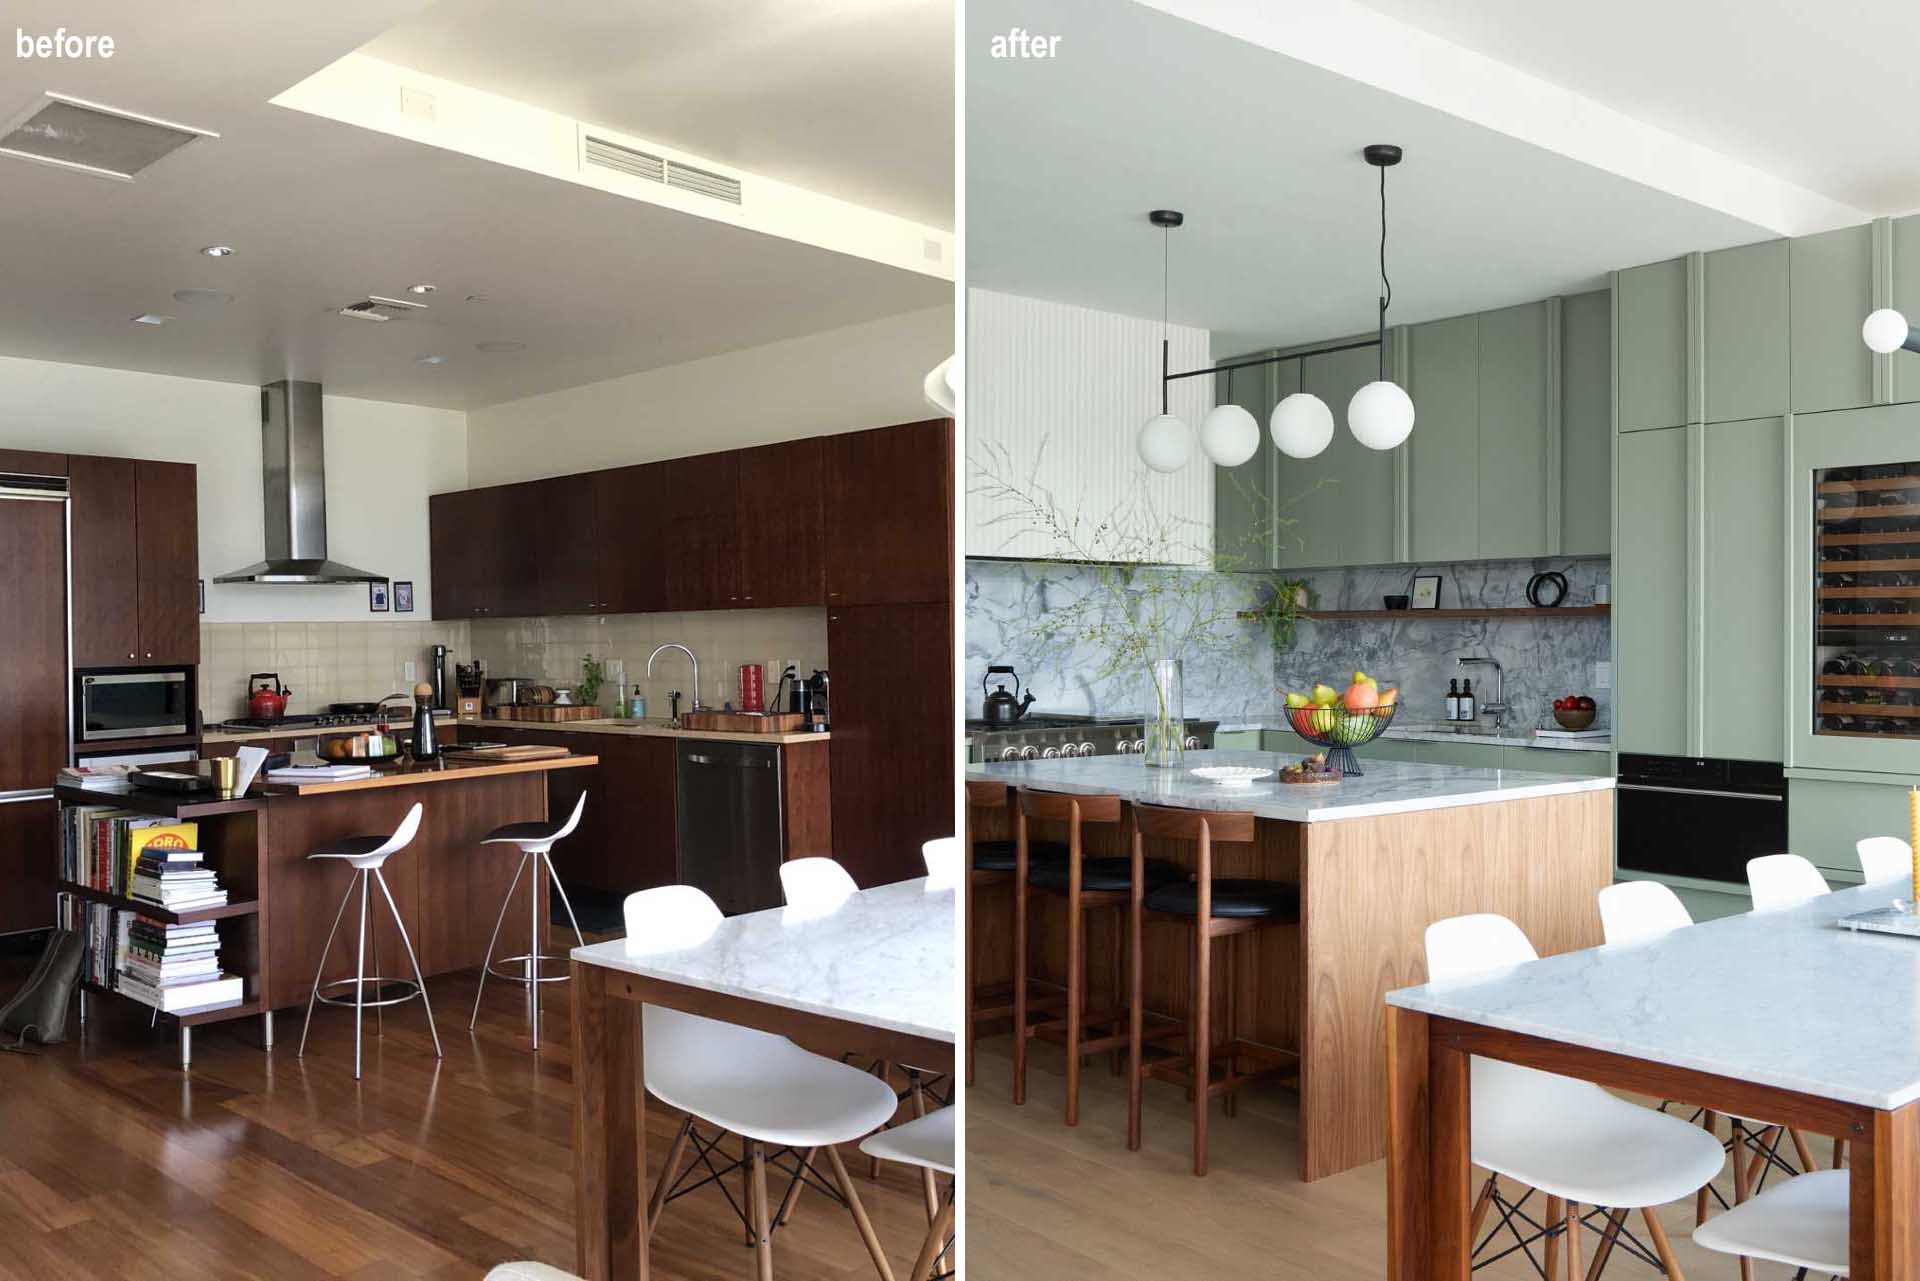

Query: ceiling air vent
[581,130,743,206]
[0,92,217,182]
[337,295,428,322]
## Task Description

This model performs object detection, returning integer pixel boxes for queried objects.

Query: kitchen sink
[1397,722,1510,738]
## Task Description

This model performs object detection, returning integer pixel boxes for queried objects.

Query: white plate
[1190,765,1274,788]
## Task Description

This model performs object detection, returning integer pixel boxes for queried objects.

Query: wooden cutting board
[443,744,572,763]
[679,710,806,734]
[492,705,604,722]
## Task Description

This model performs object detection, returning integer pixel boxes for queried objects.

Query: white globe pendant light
[1269,392,1334,459]
[1863,308,1918,355]
[1198,403,1260,466]
[1348,379,1416,451]
[1138,413,1193,472]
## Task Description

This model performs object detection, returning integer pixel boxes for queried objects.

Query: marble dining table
[1385,877,1920,1281]
[569,877,955,1281]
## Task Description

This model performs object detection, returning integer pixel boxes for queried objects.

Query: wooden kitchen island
[60,753,597,1063]
[964,750,1614,1181]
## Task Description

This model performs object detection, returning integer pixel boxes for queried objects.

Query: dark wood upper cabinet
[70,455,199,667]
[429,487,511,618]
[133,460,199,665]
[593,465,668,614]
[69,454,141,666]
[825,419,953,606]
[738,438,824,608]
[0,449,67,477]
[524,474,599,615]
[660,452,740,611]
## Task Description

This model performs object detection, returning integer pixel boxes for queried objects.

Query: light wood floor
[0,947,943,1281]
[967,1036,1817,1280]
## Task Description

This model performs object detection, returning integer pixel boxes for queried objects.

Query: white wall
[965,289,1213,562]
[0,355,466,623]
[465,305,953,484]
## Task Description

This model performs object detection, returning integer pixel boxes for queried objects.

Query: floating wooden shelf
[1249,605,1612,621]
[57,880,259,925]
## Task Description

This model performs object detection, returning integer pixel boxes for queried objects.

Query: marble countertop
[1217,719,1611,753]
[1388,880,1920,1109]
[572,878,954,1043]
[965,749,1612,823]
[475,716,830,745]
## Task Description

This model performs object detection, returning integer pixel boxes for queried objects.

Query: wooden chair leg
[750,1140,773,1281]
[908,1189,955,1281]
[1833,1136,1846,1168]
[777,1147,816,1225]
[964,866,976,1087]
[1013,862,1030,1107]
[824,1143,897,1281]
[910,1073,938,1221]
[1126,836,1146,1152]
[1066,894,1084,1127]
[1588,1206,1628,1281]
[1544,1195,1565,1281]
[1469,1174,1497,1243]
[1695,1111,1717,1225]
[1110,905,1125,1076]
[1223,937,1238,1120]
[1639,1205,1685,1280]
[1729,1118,1755,1281]
[1565,1201,1584,1281]
[1742,1125,1780,1190]
[1191,928,1211,1177]
[646,1115,695,1237]
[1788,1126,1817,1173]
[867,1061,892,1179]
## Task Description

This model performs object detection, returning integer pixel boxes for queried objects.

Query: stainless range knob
[1019,745,1040,760]
[1077,741,1097,757]
[1184,736,1201,750]
[1041,746,1060,759]
[999,746,1022,761]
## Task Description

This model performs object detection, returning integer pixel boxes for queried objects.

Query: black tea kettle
[981,665,1036,725]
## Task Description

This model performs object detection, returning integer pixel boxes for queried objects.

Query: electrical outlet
[404,660,417,683]
[1594,661,1611,691]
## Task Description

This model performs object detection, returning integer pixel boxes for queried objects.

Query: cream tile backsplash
[467,608,829,715]
[198,620,472,721]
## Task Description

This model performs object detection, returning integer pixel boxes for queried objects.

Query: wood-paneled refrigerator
[0,469,71,934]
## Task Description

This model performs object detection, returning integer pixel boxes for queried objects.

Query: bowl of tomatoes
[1552,695,1598,731]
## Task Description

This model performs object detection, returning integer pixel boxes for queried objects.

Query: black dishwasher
[1615,754,1788,885]
[675,740,786,915]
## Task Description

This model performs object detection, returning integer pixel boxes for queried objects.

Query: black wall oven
[75,668,194,745]
[1616,754,1787,885]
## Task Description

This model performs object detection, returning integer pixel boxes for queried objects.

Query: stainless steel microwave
[76,669,194,742]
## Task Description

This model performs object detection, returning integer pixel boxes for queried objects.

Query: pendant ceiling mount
[1137,144,1418,474]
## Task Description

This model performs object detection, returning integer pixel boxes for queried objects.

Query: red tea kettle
[247,673,291,721]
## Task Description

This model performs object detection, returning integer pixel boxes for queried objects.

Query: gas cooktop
[969,713,1221,760]
[964,713,1140,732]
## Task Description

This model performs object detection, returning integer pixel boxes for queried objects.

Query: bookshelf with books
[53,785,269,1066]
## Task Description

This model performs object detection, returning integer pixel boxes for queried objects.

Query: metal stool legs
[469,844,586,1049]
[297,865,442,1079]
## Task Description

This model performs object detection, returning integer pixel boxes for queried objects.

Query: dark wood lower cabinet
[0,798,57,935]
[826,602,954,887]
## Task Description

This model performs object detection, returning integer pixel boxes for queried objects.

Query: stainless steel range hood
[213,380,386,584]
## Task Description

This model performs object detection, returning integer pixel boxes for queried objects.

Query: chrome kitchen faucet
[1456,655,1510,728]
[646,643,701,720]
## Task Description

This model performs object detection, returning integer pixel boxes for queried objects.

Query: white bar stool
[858,1106,954,1281]
[470,791,588,1051]
[297,802,443,1079]
[1857,835,1913,885]
[1426,912,1724,1279]
[626,885,901,1281]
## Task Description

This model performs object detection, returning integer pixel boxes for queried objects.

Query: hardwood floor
[967,1036,1807,1280]
[0,945,943,1280]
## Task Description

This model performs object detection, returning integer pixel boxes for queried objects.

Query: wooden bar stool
[1126,803,1299,1175]
[964,780,1065,1085]
[1015,788,1180,1125]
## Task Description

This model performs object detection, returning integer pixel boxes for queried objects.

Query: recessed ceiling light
[476,340,525,353]
[415,355,447,365]
[131,313,173,325]
[172,288,232,306]
[464,293,489,304]
[406,283,436,295]
[200,245,234,257]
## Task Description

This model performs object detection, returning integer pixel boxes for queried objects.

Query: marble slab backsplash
[966,560,1281,723]
[1274,558,1613,732]
[966,556,1612,732]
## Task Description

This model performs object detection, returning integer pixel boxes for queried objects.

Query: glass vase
[1142,658,1186,768]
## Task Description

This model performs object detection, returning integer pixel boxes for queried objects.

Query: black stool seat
[1144,878,1299,920]
[483,818,568,844]
[972,838,1066,873]
[1030,857,1182,894]
[309,832,397,861]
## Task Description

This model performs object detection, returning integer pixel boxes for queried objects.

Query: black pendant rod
[1163,335,1381,385]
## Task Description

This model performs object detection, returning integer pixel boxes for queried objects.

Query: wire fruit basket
[1285,703,1397,776]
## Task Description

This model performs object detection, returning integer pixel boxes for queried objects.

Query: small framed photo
[393,580,414,613]
[369,579,390,612]
[1409,574,1443,610]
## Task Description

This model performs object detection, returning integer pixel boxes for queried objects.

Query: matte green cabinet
[1477,302,1551,557]
[1560,289,1613,555]
[1892,213,1920,405]
[1787,777,1909,879]
[1277,340,1397,570]
[1615,427,1690,755]
[1791,224,1875,415]
[1701,417,1785,762]
[1616,258,1689,432]
[1406,314,1480,561]
[1214,355,1294,571]
[1704,240,1789,422]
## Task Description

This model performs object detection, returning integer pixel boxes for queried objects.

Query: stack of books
[61,808,200,898]
[116,915,241,1013]
[267,763,375,783]
[57,763,136,794]
[56,894,119,987]
[129,846,227,913]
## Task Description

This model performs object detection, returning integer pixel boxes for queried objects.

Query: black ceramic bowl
[1384,594,1410,610]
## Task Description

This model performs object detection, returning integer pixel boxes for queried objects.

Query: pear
[1311,682,1339,707]
[1284,691,1310,709]
[1353,670,1376,687]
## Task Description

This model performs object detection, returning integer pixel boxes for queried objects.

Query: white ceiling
[1355,0,1920,217]
[968,0,1778,356]
[0,1,950,410]
[363,0,955,230]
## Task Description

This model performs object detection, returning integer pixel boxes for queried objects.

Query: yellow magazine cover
[127,823,200,888]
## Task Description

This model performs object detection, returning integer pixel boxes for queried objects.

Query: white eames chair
[1747,854,1831,912]
[1856,836,1913,887]
[859,1107,955,1281]
[778,856,860,915]
[921,836,961,889]
[1425,913,1724,1279]
[1692,1169,1850,1280]
[622,886,899,1280]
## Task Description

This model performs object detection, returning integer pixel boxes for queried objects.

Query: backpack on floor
[0,928,83,1051]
